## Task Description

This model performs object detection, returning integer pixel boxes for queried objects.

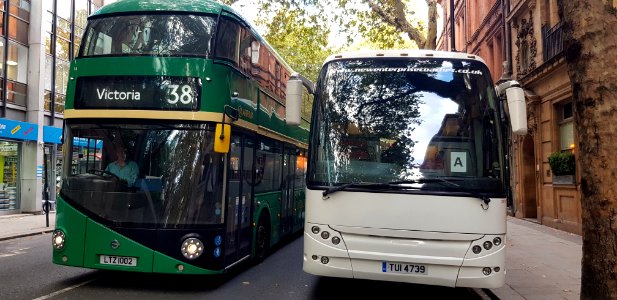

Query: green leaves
[548,151,576,176]
[257,7,333,82]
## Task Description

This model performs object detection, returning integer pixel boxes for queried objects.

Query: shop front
[0,119,37,215]
[0,140,20,211]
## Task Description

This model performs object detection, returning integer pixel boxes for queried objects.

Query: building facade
[0,0,112,215]
[437,0,581,234]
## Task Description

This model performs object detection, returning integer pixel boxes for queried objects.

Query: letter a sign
[450,152,467,173]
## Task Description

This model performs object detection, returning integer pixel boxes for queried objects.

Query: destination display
[74,76,201,111]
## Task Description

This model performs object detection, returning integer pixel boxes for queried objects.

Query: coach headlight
[52,230,66,250]
[181,237,204,260]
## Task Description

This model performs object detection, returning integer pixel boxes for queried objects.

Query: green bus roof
[94,0,227,16]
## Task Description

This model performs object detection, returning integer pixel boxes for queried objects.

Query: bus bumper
[303,223,505,288]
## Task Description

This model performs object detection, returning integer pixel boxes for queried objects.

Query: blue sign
[36,166,43,179]
[0,119,38,141]
[73,137,103,149]
[43,126,63,144]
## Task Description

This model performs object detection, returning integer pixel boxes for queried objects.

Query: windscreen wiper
[389,178,491,208]
[322,182,412,198]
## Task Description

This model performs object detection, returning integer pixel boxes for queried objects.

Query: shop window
[0,141,20,211]
[558,101,574,150]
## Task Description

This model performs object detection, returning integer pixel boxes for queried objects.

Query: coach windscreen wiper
[322,182,415,198]
[389,178,491,208]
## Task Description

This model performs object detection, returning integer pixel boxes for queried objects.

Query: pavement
[0,211,56,241]
[0,213,580,299]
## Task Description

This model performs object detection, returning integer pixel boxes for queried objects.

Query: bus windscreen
[309,58,505,195]
[80,14,217,57]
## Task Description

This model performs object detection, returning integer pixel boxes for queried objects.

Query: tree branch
[367,0,427,48]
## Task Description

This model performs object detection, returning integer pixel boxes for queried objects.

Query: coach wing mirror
[214,123,231,153]
[286,73,315,125]
[496,80,527,135]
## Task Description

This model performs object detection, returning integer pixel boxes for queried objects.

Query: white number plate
[100,255,137,267]
[382,261,428,275]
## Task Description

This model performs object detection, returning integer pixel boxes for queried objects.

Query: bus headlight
[52,230,66,250]
[181,238,204,260]
[493,237,502,246]
[311,226,320,234]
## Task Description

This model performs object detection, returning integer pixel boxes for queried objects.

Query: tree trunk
[557,1,617,299]
[424,0,437,50]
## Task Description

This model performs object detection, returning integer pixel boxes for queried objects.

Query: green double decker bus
[52,0,311,274]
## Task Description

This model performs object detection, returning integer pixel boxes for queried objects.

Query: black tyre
[255,214,270,262]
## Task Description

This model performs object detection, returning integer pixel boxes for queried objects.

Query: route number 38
[166,84,194,104]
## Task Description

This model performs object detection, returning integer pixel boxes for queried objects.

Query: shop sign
[43,126,63,144]
[0,119,37,141]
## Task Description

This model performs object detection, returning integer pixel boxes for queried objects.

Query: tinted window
[214,17,239,63]
[81,14,216,57]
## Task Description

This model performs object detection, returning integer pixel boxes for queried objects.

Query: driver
[105,146,139,187]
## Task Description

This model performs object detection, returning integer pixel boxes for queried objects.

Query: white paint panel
[304,189,506,235]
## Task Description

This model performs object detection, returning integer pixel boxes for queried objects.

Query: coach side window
[214,18,239,64]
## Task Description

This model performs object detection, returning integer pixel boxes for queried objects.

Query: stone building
[437,0,580,234]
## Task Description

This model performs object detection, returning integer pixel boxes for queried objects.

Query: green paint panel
[152,251,222,275]
[52,196,88,267]
[95,0,225,16]
[255,192,282,246]
[83,219,154,272]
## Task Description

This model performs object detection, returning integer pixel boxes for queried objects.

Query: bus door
[280,147,295,238]
[224,134,253,265]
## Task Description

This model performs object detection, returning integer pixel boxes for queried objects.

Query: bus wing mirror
[497,81,527,135]
[286,78,303,125]
[286,73,314,126]
[214,123,231,153]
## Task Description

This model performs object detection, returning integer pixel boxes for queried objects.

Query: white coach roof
[324,49,487,65]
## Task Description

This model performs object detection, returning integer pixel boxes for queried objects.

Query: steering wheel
[87,169,121,181]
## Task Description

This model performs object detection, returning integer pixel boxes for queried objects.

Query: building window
[558,101,574,150]
[0,140,20,211]
[8,0,30,45]
[7,42,28,84]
